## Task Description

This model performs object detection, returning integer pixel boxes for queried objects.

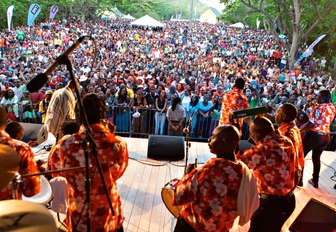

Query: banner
[7,5,15,31]
[256,18,260,30]
[27,3,41,27]
[49,5,58,21]
[294,34,326,66]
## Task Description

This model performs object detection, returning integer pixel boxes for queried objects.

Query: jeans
[249,192,295,232]
[302,130,330,182]
[154,111,166,135]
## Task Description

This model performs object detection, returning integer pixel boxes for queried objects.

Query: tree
[221,0,336,69]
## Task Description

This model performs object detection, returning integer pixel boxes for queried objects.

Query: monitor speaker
[147,135,185,161]
[289,198,336,232]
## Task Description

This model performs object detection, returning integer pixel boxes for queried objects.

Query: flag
[256,18,260,30]
[294,34,326,66]
[7,5,15,31]
[49,5,58,21]
[27,3,41,27]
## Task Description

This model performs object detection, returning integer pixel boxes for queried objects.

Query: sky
[199,0,225,11]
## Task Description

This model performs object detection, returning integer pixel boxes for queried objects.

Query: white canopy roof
[228,22,248,29]
[123,14,135,20]
[131,15,164,28]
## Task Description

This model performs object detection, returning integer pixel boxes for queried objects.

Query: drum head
[22,176,52,205]
[161,187,180,218]
[0,200,57,232]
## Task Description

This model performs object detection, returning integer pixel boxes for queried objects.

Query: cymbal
[0,200,57,232]
[0,144,20,189]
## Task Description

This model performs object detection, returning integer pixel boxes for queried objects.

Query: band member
[275,103,304,186]
[48,94,128,232]
[0,107,40,200]
[44,79,78,139]
[219,77,250,130]
[237,117,296,232]
[173,125,259,232]
[301,89,336,188]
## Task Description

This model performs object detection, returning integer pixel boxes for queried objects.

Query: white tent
[123,14,135,20]
[228,22,248,29]
[131,15,164,28]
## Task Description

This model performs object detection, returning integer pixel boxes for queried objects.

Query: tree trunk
[289,0,301,70]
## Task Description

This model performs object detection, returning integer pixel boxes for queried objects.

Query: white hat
[79,75,87,82]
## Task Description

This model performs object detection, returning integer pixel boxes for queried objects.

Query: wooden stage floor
[118,137,336,232]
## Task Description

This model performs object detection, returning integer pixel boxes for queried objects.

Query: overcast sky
[199,0,225,11]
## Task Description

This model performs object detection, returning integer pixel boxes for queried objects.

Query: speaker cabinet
[289,198,336,232]
[147,135,185,160]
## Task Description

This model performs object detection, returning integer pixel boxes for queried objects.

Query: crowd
[0,18,335,138]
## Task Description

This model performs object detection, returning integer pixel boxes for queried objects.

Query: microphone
[27,36,87,92]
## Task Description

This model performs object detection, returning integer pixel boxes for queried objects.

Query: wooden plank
[117,137,336,232]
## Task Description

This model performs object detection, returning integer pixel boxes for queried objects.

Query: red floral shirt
[309,103,336,134]
[219,87,249,128]
[173,158,243,232]
[237,130,295,195]
[48,124,128,232]
[279,122,304,171]
[0,131,40,200]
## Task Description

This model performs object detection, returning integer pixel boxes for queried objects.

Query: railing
[108,106,219,141]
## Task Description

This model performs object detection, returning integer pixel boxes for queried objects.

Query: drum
[161,178,181,218]
[22,176,53,205]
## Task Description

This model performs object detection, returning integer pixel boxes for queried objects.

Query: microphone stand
[183,111,196,175]
[58,55,115,232]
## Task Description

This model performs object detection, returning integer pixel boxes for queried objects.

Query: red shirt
[48,123,128,232]
[237,130,295,195]
[174,158,243,232]
[0,131,40,200]
[219,87,249,128]
[309,102,336,134]
[279,122,304,171]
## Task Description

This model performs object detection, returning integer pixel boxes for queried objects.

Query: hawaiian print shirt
[173,158,243,232]
[0,131,40,200]
[48,123,128,232]
[309,102,336,134]
[219,87,249,128]
[237,130,295,195]
[279,122,304,171]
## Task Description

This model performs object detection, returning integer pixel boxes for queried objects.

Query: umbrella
[279,34,287,39]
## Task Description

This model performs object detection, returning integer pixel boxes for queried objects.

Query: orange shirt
[48,123,128,232]
[237,130,295,195]
[0,131,40,200]
[309,102,336,134]
[219,87,249,128]
[174,158,243,232]
[279,122,304,171]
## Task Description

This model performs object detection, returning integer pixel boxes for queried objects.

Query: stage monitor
[289,198,336,232]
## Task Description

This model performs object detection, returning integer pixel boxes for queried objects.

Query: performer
[173,125,259,232]
[0,107,40,200]
[48,93,128,232]
[44,79,77,139]
[301,89,336,188]
[237,117,296,232]
[167,97,186,136]
[275,103,304,186]
[219,77,250,130]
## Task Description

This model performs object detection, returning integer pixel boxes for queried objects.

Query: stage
[118,137,336,232]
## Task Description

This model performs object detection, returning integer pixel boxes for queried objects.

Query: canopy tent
[228,22,248,29]
[131,15,164,28]
[123,14,135,20]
